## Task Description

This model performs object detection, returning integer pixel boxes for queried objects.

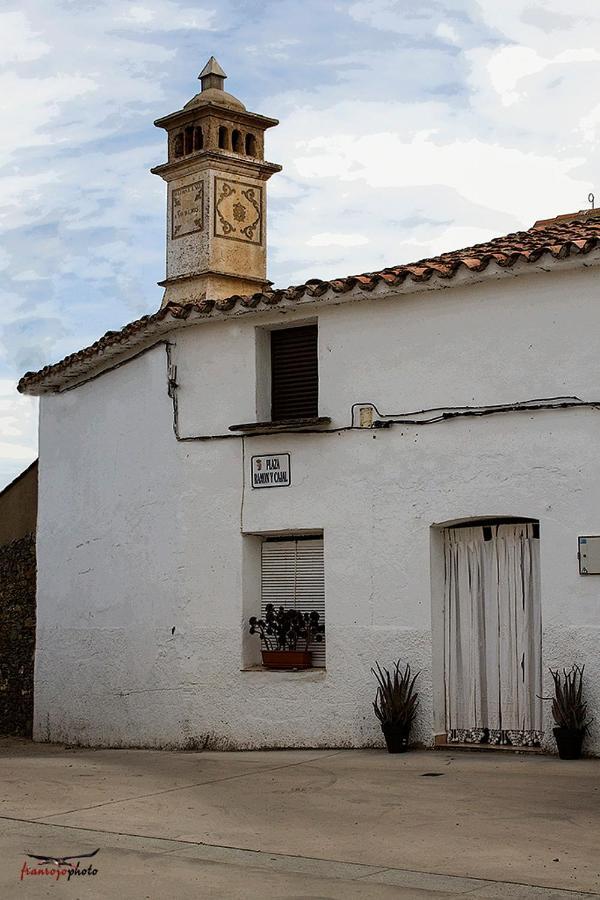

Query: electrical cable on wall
[60,342,600,442]
[165,345,600,442]
[351,397,600,429]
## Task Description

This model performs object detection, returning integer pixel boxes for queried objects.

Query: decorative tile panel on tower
[171,183,204,239]
[214,178,263,245]
[151,57,281,305]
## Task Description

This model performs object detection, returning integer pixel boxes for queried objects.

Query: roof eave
[18,248,600,397]
[154,105,279,131]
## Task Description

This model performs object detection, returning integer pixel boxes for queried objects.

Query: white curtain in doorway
[444,523,543,746]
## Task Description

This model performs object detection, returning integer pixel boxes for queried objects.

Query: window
[218,125,229,149]
[245,133,256,156]
[261,536,325,667]
[270,324,318,421]
[184,126,194,154]
[173,133,184,158]
[193,126,204,151]
[232,129,242,152]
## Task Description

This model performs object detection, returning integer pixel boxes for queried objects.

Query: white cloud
[0,11,49,63]
[485,46,548,105]
[435,22,460,45]
[307,232,369,247]
[118,1,217,31]
[0,72,96,165]
[482,44,600,106]
[0,171,61,231]
[0,440,35,459]
[293,129,586,220]
[347,0,471,37]
[247,38,300,59]
[0,379,37,487]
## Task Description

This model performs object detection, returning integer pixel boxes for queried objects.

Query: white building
[19,61,600,753]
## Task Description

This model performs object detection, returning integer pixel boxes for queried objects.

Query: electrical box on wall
[578,536,600,574]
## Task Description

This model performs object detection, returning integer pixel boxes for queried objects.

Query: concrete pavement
[1,738,599,899]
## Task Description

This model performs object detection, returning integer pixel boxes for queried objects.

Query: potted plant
[248,603,324,669]
[544,665,592,759]
[372,660,420,753]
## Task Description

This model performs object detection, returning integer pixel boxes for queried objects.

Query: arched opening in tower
[232,129,242,153]
[218,126,229,150]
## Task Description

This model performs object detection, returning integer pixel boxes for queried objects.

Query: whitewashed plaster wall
[34,264,600,752]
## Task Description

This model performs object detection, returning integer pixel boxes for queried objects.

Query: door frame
[429,516,540,744]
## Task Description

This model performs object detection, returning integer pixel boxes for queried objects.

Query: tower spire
[198,56,227,92]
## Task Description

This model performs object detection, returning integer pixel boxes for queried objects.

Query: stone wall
[0,534,36,736]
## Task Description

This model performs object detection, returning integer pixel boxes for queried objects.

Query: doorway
[442,520,543,747]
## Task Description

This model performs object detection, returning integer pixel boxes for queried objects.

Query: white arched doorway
[435,518,543,747]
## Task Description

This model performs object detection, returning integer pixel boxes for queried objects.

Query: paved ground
[1,739,599,899]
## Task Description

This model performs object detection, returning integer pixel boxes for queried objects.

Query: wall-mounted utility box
[578,536,600,574]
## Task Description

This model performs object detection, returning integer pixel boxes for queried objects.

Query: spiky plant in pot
[372,660,420,753]
[546,665,592,759]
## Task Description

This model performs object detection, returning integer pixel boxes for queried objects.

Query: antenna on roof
[589,192,595,210]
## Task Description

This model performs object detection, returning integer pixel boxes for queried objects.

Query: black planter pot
[382,723,410,753]
[553,727,585,760]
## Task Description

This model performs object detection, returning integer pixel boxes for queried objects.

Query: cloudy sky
[1,0,599,488]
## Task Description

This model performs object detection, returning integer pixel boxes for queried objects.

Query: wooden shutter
[261,537,325,667]
[270,325,318,421]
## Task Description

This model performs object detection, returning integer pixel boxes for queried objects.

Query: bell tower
[151,57,281,305]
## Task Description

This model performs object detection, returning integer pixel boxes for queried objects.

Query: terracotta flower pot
[261,650,312,670]
[382,723,411,753]
[553,727,585,760]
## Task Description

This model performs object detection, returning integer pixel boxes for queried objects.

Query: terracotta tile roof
[17,212,600,394]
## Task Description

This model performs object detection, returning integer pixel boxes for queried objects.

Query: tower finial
[198,56,227,92]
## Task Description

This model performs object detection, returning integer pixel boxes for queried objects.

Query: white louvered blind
[261,537,326,667]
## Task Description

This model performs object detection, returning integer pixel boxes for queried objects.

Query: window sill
[241,665,327,678]
[229,416,331,434]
